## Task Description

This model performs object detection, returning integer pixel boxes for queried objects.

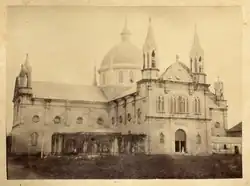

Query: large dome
[100,41,142,70]
[100,22,142,71]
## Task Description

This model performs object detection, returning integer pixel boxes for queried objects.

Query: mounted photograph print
[5,5,242,179]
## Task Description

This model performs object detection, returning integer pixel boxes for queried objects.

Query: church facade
[10,19,239,156]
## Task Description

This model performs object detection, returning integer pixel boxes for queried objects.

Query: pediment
[161,62,193,83]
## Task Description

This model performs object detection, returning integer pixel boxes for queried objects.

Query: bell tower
[189,25,206,84]
[141,18,159,80]
[214,76,228,108]
[13,54,33,102]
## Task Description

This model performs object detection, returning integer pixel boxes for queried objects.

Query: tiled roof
[31,81,108,102]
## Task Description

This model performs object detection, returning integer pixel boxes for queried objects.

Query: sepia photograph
[5,4,242,179]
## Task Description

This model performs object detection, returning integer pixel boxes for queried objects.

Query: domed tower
[99,19,142,99]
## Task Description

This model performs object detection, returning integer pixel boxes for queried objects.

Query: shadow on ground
[7,154,242,179]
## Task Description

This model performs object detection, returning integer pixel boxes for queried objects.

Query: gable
[160,62,193,83]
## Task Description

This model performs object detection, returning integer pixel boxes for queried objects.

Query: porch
[51,132,147,156]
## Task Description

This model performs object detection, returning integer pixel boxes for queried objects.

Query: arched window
[180,97,185,113]
[178,96,182,113]
[30,132,38,146]
[170,97,173,114]
[194,97,201,114]
[147,53,150,68]
[173,97,176,113]
[194,58,198,72]
[119,116,123,124]
[178,96,186,113]
[160,132,165,144]
[119,71,123,83]
[111,117,115,125]
[190,58,193,71]
[158,96,161,112]
[196,134,201,144]
[161,96,165,112]
[129,71,134,83]
[152,50,155,57]
[186,98,189,113]
[137,108,141,119]
[143,54,146,69]
[157,96,164,113]
[127,113,132,122]
[197,98,201,113]
[152,50,156,68]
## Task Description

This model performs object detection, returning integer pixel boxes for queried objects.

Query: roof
[111,85,137,100]
[160,61,193,82]
[31,81,108,102]
[100,41,142,70]
[227,122,242,132]
[100,21,142,70]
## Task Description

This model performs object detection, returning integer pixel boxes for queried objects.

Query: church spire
[143,17,157,52]
[190,24,204,74]
[120,17,131,41]
[190,24,203,56]
[141,17,159,80]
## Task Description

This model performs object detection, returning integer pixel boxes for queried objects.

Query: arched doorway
[175,129,187,153]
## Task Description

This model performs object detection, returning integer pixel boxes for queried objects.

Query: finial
[19,64,26,77]
[217,76,220,82]
[121,16,131,41]
[25,53,29,63]
[149,17,152,24]
[176,54,180,62]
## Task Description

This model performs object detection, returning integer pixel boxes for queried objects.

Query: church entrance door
[175,129,187,153]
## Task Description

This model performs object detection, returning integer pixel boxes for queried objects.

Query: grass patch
[8,154,242,179]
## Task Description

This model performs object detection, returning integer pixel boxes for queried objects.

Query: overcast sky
[6,6,242,133]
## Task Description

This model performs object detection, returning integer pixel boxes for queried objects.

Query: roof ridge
[32,81,98,87]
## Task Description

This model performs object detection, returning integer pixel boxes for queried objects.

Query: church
[10,18,241,156]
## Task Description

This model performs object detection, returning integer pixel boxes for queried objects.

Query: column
[144,136,149,154]
[58,135,63,154]
[44,102,49,125]
[112,137,119,156]
[52,135,56,154]
[65,100,71,126]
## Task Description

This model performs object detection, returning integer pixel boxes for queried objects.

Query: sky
[6,6,242,133]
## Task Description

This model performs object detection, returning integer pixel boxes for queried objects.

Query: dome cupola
[99,19,142,88]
